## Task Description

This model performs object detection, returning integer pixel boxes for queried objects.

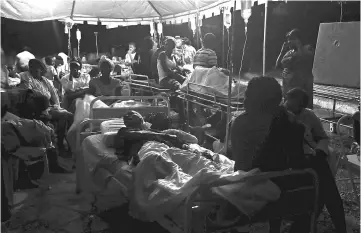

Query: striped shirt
[193,48,218,68]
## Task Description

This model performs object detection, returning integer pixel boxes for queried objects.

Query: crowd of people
[1,27,359,233]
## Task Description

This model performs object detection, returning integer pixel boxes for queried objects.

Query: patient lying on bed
[115,111,212,165]
[109,111,281,222]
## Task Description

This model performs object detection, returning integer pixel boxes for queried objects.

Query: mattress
[82,134,133,189]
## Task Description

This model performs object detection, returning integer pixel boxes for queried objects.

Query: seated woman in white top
[157,37,189,91]
[60,58,91,111]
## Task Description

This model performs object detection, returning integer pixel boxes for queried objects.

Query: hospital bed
[75,97,320,233]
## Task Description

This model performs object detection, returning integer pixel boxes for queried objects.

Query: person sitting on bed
[231,76,346,233]
[193,33,217,69]
[61,58,91,112]
[157,37,190,91]
[89,58,122,97]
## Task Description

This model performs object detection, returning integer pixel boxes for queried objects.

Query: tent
[1,0,256,27]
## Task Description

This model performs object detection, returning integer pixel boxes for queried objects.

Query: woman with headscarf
[19,59,73,152]
[89,58,122,96]
[275,29,314,109]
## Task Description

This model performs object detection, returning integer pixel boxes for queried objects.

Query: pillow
[100,119,125,134]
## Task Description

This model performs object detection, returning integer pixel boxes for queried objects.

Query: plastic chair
[335,115,360,203]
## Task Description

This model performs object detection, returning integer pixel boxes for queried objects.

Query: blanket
[180,67,246,99]
[129,141,281,222]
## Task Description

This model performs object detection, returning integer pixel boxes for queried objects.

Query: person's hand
[220,68,230,76]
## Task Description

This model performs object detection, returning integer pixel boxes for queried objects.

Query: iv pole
[94,32,99,58]
[224,0,236,155]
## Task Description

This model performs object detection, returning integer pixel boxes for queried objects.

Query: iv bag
[223,9,232,29]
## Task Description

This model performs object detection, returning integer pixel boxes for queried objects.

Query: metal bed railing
[184,168,319,233]
[75,118,320,233]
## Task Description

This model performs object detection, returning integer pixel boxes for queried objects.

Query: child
[284,88,336,174]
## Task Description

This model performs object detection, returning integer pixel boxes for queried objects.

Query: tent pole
[221,7,225,68]
[225,0,236,155]
[262,1,268,76]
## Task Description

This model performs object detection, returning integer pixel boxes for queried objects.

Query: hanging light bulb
[76,28,81,40]
[241,0,252,32]
[223,7,232,29]
[190,16,196,35]
[157,22,163,36]
[150,22,155,36]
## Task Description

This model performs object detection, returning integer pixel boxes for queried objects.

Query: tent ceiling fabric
[1,0,264,26]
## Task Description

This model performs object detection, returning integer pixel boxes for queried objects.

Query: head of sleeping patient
[123,110,145,129]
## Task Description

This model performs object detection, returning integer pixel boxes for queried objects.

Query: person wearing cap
[61,58,91,111]
[275,28,314,109]
[19,59,73,152]
[193,33,218,68]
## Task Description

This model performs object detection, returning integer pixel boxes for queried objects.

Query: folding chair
[335,115,360,203]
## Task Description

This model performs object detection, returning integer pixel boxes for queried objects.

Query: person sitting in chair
[231,76,346,233]
[19,59,73,153]
[61,58,91,112]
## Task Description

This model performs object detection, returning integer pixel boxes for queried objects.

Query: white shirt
[15,51,35,71]
[44,65,57,81]
[60,73,90,92]
[125,52,136,63]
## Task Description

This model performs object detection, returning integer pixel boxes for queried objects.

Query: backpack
[253,108,308,172]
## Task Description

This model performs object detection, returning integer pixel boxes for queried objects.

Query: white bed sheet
[80,134,186,228]
[81,134,133,191]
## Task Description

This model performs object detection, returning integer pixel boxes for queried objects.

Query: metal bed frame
[75,119,320,233]
[73,93,320,233]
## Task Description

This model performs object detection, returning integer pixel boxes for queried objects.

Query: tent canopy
[1,0,251,26]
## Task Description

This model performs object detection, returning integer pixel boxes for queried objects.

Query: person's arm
[60,76,73,92]
[44,78,60,107]
[88,79,97,96]
[19,73,31,89]
[158,52,177,77]
[231,116,253,171]
[308,110,329,154]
